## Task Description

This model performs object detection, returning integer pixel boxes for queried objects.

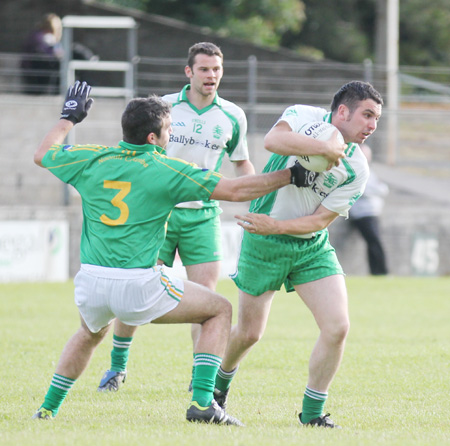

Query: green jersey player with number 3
[31,81,315,424]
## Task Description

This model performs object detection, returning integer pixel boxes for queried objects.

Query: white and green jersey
[42,141,222,268]
[163,85,249,209]
[250,104,369,239]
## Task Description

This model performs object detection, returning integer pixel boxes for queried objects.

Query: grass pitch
[0,276,449,445]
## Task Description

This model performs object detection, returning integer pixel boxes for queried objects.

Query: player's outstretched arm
[236,205,339,236]
[34,81,94,167]
[210,163,315,202]
[34,120,74,167]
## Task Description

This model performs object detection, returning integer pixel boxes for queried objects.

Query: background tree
[281,0,374,62]
[99,0,450,67]
[399,0,450,66]
[100,0,305,47]
[214,0,305,48]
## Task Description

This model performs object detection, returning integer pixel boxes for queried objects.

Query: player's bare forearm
[211,169,291,202]
[275,211,338,235]
[34,119,74,167]
[264,121,345,165]
[264,121,326,157]
[236,206,339,236]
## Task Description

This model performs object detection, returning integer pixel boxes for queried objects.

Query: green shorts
[231,230,344,296]
[158,207,223,267]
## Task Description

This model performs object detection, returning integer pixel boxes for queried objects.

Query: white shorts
[74,264,184,333]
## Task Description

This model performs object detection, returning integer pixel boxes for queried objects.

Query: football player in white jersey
[213,81,383,428]
[98,42,256,392]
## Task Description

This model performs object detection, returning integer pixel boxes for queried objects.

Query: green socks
[215,366,238,392]
[110,334,133,372]
[41,374,76,416]
[300,387,328,424]
[191,353,222,407]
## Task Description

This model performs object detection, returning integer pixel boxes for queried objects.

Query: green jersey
[42,141,221,268]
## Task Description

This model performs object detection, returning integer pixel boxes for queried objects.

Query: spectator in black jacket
[349,144,389,275]
[21,13,63,94]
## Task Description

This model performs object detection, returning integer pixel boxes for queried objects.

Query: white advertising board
[0,221,69,282]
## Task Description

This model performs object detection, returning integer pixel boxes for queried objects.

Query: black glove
[289,160,318,187]
[60,81,94,124]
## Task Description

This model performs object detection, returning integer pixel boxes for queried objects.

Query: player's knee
[326,319,350,344]
[239,326,264,347]
[222,298,233,321]
[211,293,232,321]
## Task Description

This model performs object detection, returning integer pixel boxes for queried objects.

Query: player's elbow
[230,190,249,202]
[33,153,44,167]
[215,189,245,202]
[211,178,246,202]
[314,212,339,231]
[263,133,277,153]
[316,221,330,232]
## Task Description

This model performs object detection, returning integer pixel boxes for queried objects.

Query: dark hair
[330,81,383,114]
[187,42,223,69]
[121,95,171,145]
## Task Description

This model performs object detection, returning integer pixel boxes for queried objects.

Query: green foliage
[215,0,305,47]
[143,0,234,29]
[1,277,450,445]
[400,0,450,66]
[278,0,450,65]
[281,0,375,63]
[97,0,450,66]
[97,0,305,48]
[99,0,150,10]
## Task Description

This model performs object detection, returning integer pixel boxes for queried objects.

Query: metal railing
[1,51,450,169]
[60,15,138,100]
[3,51,450,105]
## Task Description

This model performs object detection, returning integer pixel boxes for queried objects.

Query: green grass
[1,277,449,445]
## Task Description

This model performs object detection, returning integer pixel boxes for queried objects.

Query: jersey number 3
[100,180,131,226]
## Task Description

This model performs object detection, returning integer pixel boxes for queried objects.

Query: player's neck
[186,89,214,110]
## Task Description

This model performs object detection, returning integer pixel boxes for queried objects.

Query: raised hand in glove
[60,81,94,125]
[289,160,318,187]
